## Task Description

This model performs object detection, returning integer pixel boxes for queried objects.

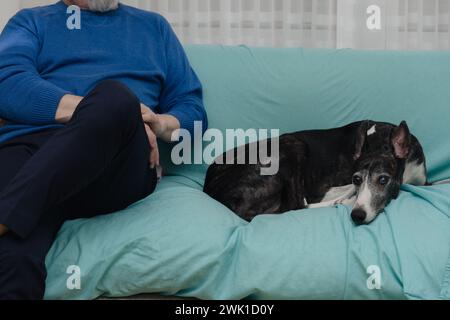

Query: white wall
[0,0,22,32]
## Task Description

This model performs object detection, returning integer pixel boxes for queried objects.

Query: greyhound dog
[203,120,427,225]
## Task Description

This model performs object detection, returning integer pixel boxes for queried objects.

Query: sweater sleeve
[157,16,208,136]
[0,10,70,125]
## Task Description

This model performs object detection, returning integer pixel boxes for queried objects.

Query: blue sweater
[0,1,207,144]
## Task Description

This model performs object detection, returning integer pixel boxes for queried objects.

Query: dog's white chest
[367,125,377,136]
[403,161,427,185]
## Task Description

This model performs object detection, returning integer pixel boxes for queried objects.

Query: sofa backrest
[162,45,450,184]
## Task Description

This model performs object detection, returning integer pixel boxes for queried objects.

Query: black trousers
[0,80,157,299]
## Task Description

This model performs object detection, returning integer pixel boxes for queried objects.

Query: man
[0,0,207,299]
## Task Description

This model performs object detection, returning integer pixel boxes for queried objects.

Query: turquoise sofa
[44,45,450,300]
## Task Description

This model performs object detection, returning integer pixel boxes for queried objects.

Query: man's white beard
[87,0,120,12]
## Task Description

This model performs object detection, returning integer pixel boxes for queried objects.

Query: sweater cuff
[167,106,206,137]
[29,84,70,124]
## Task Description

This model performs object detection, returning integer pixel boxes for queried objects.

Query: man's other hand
[141,103,180,142]
[144,122,160,169]
[141,103,165,138]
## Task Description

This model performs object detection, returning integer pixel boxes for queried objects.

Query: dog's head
[350,120,427,225]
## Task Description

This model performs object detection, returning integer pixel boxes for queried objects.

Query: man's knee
[0,250,46,300]
[93,80,138,101]
[92,80,140,117]
[79,80,142,133]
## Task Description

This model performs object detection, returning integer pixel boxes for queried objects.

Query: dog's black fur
[203,120,427,224]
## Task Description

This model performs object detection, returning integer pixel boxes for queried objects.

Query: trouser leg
[0,80,157,299]
[0,130,62,300]
[0,216,63,300]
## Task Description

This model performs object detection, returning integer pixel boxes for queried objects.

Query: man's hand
[141,104,180,142]
[144,123,160,169]
[0,224,8,237]
[141,104,165,138]
[56,94,83,123]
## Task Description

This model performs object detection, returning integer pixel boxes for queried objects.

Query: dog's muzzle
[351,209,366,225]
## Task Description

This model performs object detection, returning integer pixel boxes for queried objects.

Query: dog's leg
[307,185,356,209]
[433,179,450,185]
[307,196,356,209]
[338,195,356,206]
[307,200,338,209]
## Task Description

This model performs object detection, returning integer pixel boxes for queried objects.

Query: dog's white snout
[352,180,378,224]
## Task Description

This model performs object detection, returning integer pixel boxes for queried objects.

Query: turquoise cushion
[45,46,450,299]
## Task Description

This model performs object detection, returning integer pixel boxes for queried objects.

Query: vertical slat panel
[4,0,450,50]
[219,0,231,45]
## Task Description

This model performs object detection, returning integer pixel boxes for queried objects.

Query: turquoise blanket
[45,46,450,300]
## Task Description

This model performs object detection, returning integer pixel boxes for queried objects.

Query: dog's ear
[353,121,370,160]
[391,121,411,159]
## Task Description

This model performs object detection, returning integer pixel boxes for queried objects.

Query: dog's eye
[379,175,390,186]
[352,175,363,186]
